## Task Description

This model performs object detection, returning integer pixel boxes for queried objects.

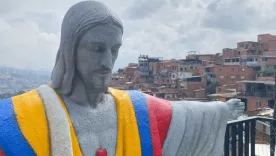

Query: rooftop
[237,80,275,85]
[208,92,240,98]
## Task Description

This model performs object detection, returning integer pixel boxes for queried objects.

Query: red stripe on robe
[0,148,4,156]
[146,95,172,155]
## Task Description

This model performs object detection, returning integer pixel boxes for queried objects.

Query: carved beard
[84,73,110,93]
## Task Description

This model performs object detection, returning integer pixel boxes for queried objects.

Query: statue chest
[65,95,117,156]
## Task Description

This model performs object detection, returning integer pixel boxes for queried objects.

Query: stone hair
[51,1,123,95]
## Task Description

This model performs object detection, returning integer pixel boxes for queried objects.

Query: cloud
[1,0,276,72]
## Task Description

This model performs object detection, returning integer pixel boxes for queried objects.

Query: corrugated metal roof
[237,80,275,85]
[208,92,240,98]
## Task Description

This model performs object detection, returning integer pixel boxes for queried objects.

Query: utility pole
[274,68,276,119]
[272,68,276,156]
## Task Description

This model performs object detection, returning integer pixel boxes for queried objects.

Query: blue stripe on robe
[127,90,153,156]
[0,98,36,156]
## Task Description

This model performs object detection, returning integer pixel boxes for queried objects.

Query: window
[180,68,183,71]
[256,100,262,107]
[242,68,245,72]
[231,76,236,79]
[237,51,240,55]
[220,76,224,79]
[263,58,268,62]
[241,76,245,79]
[232,68,235,71]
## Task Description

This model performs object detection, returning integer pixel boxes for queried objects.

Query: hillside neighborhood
[111,33,276,117]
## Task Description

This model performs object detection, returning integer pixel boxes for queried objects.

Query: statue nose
[100,51,113,69]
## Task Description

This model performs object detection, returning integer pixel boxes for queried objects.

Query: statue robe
[0,85,171,156]
[0,85,229,156]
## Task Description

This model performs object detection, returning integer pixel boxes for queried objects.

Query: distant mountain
[0,66,51,98]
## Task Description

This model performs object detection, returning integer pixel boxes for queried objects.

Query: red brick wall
[223,48,238,58]
[237,41,259,51]
[247,97,268,112]
[186,76,206,91]
[197,55,215,61]
[214,65,256,85]
[263,50,276,56]
[151,62,160,75]
[194,90,206,98]
[268,40,276,49]
[258,34,276,43]
[186,55,215,61]
[238,49,248,55]
[262,57,276,65]
[161,60,180,73]
[124,67,137,78]
[198,67,205,75]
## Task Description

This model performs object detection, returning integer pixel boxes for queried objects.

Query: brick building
[237,80,274,115]
[110,33,276,105]
[213,65,257,86]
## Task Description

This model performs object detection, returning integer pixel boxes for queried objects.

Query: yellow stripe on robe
[109,88,142,156]
[12,89,49,156]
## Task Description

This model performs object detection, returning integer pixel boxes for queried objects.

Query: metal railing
[224,116,276,156]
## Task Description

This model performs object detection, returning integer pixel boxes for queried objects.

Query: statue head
[51,1,123,95]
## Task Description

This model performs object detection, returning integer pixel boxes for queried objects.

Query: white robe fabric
[37,85,73,156]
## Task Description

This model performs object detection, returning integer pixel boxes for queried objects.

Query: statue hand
[225,99,245,120]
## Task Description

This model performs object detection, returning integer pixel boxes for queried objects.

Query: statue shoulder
[0,88,49,156]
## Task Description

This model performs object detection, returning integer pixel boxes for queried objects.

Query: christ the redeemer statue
[0,1,245,156]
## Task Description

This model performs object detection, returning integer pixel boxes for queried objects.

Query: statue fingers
[237,102,245,106]
[229,99,241,103]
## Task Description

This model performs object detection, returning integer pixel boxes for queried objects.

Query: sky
[1,0,276,72]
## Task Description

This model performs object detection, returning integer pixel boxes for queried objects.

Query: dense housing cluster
[111,34,276,116]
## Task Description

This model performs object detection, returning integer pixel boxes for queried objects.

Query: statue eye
[87,43,104,52]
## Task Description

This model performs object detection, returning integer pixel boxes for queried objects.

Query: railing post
[232,125,237,156]
[271,120,276,156]
[245,122,249,156]
[225,125,230,156]
[238,123,243,156]
[251,121,256,156]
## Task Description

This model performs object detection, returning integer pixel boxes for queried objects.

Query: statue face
[76,23,122,92]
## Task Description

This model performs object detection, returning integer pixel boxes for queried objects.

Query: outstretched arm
[162,99,244,156]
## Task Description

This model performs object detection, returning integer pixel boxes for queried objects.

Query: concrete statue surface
[0,1,245,156]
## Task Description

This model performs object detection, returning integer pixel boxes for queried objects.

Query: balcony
[240,91,274,99]
[224,116,276,156]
